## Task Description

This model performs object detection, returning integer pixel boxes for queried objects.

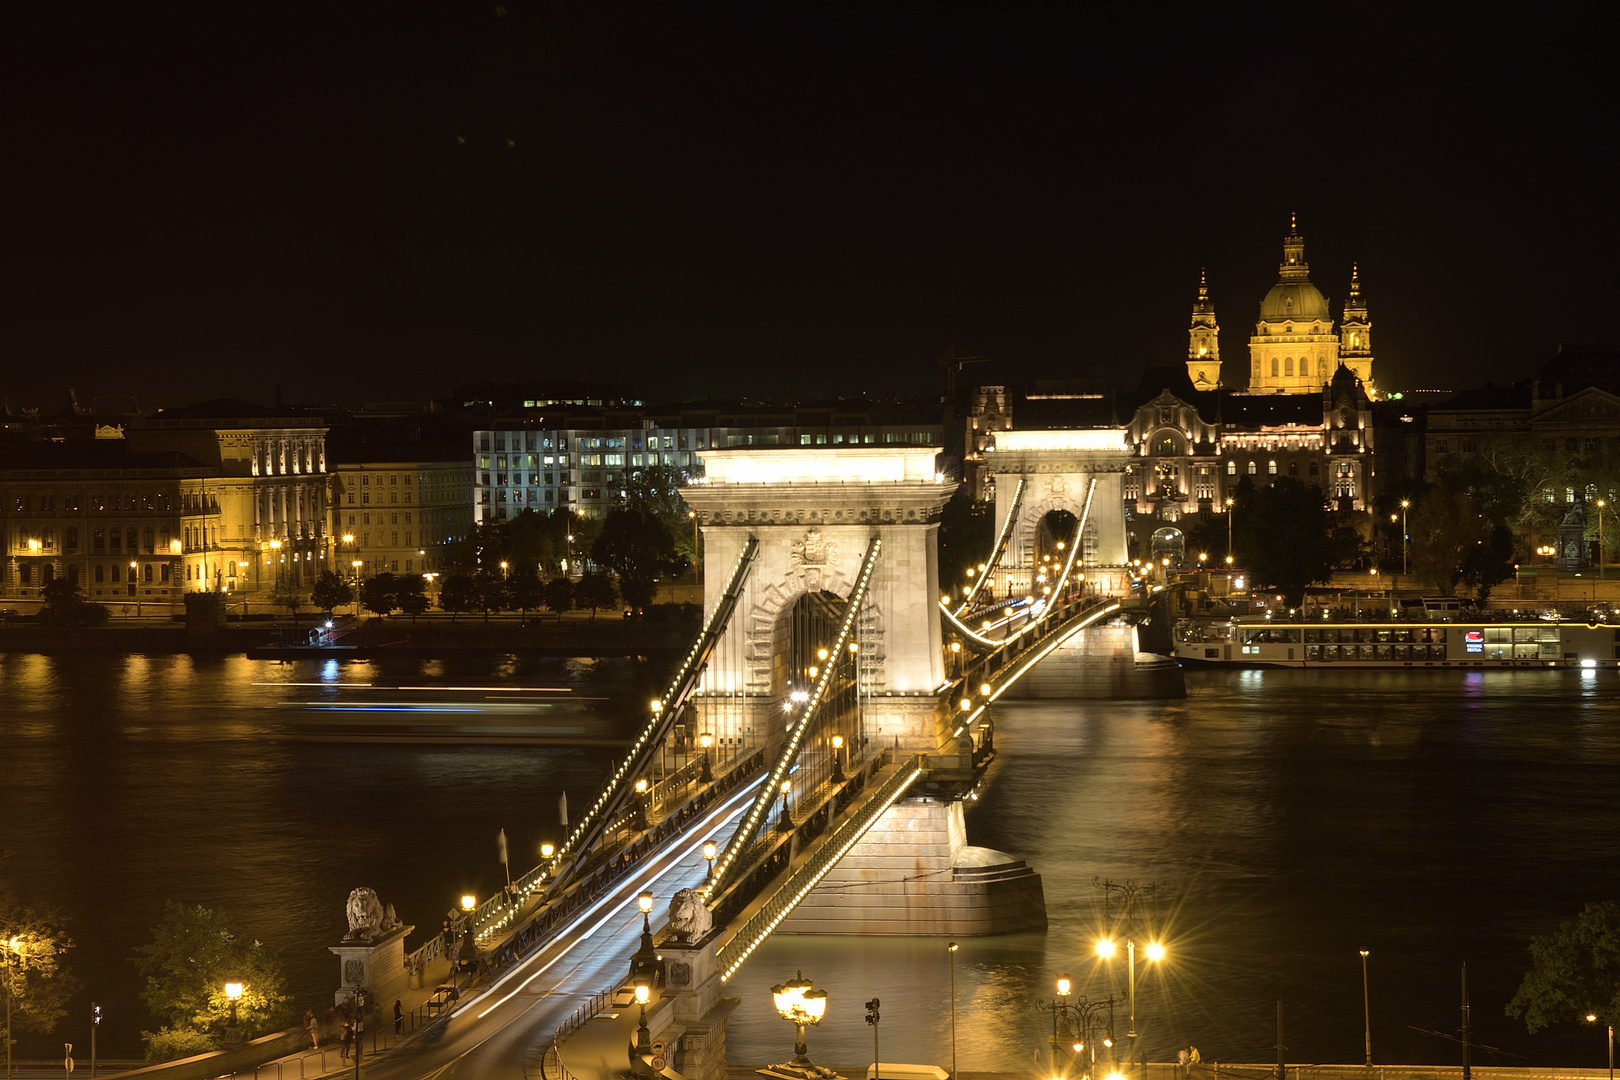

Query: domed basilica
[1185,215,1374,396]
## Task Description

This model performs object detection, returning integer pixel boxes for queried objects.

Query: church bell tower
[1339,262,1374,390]
[1186,268,1221,390]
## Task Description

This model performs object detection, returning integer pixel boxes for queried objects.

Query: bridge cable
[538,536,761,898]
[953,476,1025,615]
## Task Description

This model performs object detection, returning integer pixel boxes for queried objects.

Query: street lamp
[769,971,828,1079]
[632,980,653,1062]
[698,732,713,780]
[631,891,657,982]
[1359,950,1371,1066]
[1096,935,1165,1077]
[130,561,140,617]
[4,934,26,1080]
[1587,1014,1614,1080]
[831,734,845,780]
[1038,973,1118,1080]
[1598,500,1608,580]
[947,943,959,1080]
[1399,500,1410,577]
[703,840,718,882]
[1225,496,1235,561]
[223,980,243,1045]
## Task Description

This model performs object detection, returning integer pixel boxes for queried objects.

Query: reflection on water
[727,670,1620,1070]
[0,651,655,1058]
[3,658,1619,1067]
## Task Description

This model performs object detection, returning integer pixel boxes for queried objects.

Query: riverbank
[0,609,701,656]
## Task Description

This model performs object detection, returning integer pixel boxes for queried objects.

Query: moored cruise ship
[1175,618,1620,668]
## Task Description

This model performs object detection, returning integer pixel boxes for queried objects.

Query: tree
[508,570,545,620]
[472,570,508,621]
[360,573,398,617]
[268,571,305,624]
[1507,901,1620,1034]
[624,464,698,568]
[593,509,675,614]
[309,571,353,616]
[395,576,429,620]
[37,577,108,627]
[542,576,575,618]
[1231,476,1332,608]
[574,572,617,620]
[439,573,476,621]
[0,880,81,1061]
[131,903,291,1064]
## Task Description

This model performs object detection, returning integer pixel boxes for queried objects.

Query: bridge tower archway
[986,429,1133,596]
[682,446,955,758]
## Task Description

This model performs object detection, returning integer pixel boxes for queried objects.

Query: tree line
[290,464,696,621]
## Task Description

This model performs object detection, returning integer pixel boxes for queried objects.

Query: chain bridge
[378,438,1178,1080]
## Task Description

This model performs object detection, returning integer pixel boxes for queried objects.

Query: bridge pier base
[773,796,1046,936]
[653,930,738,1080]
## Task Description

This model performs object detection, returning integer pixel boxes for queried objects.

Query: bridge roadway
[356,777,761,1080]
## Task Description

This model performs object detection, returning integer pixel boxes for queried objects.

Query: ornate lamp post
[630,980,653,1065]
[1037,974,1119,1080]
[831,734,845,781]
[631,892,658,983]
[702,841,718,882]
[768,971,828,1079]
[698,732,714,780]
[223,981,244,1046]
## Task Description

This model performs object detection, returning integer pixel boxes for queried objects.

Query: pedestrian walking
[304,1009,319,1048]
[394,999,404,1035]
[341,1021,354,1061]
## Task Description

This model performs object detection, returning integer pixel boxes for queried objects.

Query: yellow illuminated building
[1243,216,1375,396]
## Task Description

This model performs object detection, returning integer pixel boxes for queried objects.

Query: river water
[2,654,1617,1070]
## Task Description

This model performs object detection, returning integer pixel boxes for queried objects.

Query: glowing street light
[703,839,718,881]
[769,972,829,1076]
[1586,1013,1614,1080]
[223,980,244,1045]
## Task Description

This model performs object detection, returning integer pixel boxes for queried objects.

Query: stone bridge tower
[682,446,955,759]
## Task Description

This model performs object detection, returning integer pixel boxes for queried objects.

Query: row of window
[1263,356,1330,378]
[346,491,412,504]
[8,493,219,513]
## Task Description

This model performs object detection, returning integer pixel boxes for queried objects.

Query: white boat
[1174,617,1620,668]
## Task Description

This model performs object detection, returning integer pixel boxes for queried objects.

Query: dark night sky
[1,9,1612,411]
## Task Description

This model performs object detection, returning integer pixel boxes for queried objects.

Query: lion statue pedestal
[329,887,414,1008]
[649,889,736,1080]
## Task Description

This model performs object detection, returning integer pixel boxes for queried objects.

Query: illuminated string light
[707,537,881,898]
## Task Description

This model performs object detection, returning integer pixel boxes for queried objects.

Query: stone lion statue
[667,888,712,943]
[345,887,385,940]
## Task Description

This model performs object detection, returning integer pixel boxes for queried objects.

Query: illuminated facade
[0,444,218,606]
[329,458,473,578]
[126,401,329,593]
[1245,217,1374,395]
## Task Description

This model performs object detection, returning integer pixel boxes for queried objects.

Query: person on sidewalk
[304,1009,319,1049]
[394,999,404,1035]
[341,1021,354,1061]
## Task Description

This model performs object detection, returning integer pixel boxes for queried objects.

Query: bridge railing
[403,746,768,979]
[715,755,923,982]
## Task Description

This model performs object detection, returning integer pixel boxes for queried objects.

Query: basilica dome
[1258,280,1331,323]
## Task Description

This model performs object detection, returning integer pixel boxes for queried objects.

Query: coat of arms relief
[790,529,837,591]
